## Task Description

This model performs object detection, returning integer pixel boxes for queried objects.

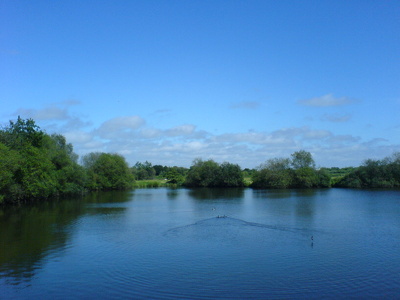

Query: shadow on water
[0,190,132,286]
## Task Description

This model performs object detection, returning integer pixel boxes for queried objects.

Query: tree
[317,168,332,188]
[184,159,244,188]
[251,158,293,189]
[83,152,134,190]
[0,116,44,149]
[293,167,319,188]
[153,165,167,176]
[131,161,156,180]
[0,143,21,203]
[0,118,85,203]
[334,152,400,188]
[165,167,185,185]
[184,159,221,187]
[291,150,315,170]
[219,162,244,187]
[251,151,328,189]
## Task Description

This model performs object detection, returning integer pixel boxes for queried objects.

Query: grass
[133,179,168,188]
[134,177,253,188]
[133,179,184,188]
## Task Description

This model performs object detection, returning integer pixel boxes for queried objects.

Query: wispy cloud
[230,101,261,109]
[15,106,69,120]
[96,116,146,139]
[5,102,397,168]
[321,113,352,123]
[166,124,196,137]
[13,100,82,121]
[298,94,358,107]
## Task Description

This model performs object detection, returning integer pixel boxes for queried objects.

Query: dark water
[1,188,399,299]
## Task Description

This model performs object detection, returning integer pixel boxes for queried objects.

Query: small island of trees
[1,117,399,205]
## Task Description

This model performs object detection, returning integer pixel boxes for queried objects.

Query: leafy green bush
[184,159,244,188]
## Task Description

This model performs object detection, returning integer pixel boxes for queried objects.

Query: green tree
[0,143,21,203]
[131,161,156,180]
[18,145,58,199]
[293,167,319,188]
[83,152,134,190]
[0,116,44,149]
[184,159,221,187]
[165,167,185,185]
[251,158,293,188]
[219,162,244,187]
[251,151,328,189]
[334,152,400,188]
[291,150,315,169]
[184,159,244,188]
[317,168,331,187]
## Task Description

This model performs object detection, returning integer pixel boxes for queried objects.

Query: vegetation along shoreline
[1,117,399,205]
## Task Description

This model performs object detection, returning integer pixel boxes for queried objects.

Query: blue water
[1,188,399,299]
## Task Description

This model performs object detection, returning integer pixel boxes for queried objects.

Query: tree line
[333,153,400,188]
[251,150,331,189]
[1,117,399,204]
[0,117,134,204]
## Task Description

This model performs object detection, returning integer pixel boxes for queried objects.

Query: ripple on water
[97,216,331,299]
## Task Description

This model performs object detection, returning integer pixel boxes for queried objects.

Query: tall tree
[0,116,44,149]
[291,150,315,169]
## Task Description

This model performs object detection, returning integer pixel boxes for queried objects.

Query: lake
[1,188,399,299]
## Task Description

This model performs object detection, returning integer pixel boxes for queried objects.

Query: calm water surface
[1,188,399,299]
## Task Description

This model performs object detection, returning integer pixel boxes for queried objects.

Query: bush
[184,159,244,188]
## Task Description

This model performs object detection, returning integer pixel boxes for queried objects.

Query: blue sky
[1,0,399,168]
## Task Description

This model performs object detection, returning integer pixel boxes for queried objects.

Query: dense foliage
[334,153,400,188]
[82,152,134,190]
[131,162,188,185]
[131,161,156,180]
[0,117,85,203]
[184,159,244,187]
[0,117,133,204]
[251,151,331,189]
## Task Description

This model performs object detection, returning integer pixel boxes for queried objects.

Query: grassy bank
[133,179,170,188]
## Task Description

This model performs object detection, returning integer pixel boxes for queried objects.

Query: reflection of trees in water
[295,195,315,218]
[253,189,293,199]
[294,189,330,218]
[0,198,84,285]
[0,191,132,285]
[167,189,179,200]
[84,190,133,204]
[188,188,245,200]
[252,189,330,218]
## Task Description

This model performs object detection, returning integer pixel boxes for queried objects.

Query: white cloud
[140,128,162,138]
[303,129,332,139]
[98,116,145,132]
[73,123,400,168]
[298,94,357,107]
[6,102,397,168]
[64,130,93,144]
[15,106,69,120]
[166,124,196,136]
